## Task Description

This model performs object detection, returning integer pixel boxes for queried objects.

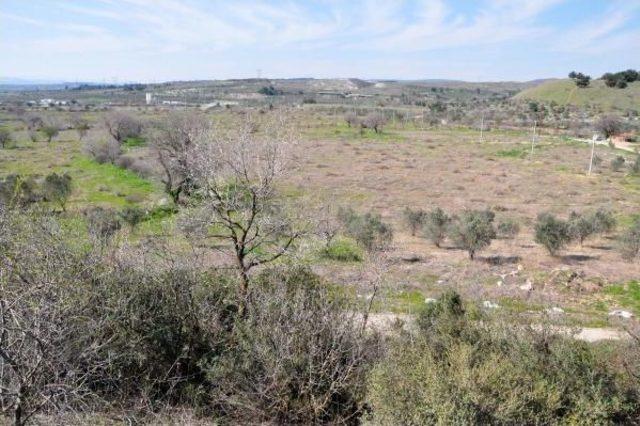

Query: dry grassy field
[1,107,639,329]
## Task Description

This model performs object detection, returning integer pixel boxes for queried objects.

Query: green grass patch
[604,281,640,314]
[495,148,528,159]
[122,137,146,148]
[321,237,363,262]
[62,156,157,208]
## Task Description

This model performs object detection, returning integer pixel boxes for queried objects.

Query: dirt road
[365,313,629,342]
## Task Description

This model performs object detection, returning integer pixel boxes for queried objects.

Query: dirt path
[570,137,637,154]
[366,313,629,342]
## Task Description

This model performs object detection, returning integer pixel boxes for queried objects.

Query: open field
[2,106,640,330]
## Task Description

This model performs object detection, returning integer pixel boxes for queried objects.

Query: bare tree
[70,114,90,141]
[595,115,623,140]
[0,212,104,425]
[315,204,341,249]
[183,114,302,302]
[148,112,209,204]
[361,112,387,134]
[104,111,142,143]
[344,112,359,128]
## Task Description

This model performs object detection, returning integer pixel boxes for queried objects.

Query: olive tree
[449,209,496,259]
[43,172,73,212]
[148,111,209,204]
[534,213,571,256]
[619,218,640,261]
[423,207,451,248]
[182,114,303,301]
[41,125,59,143]
[403,207,427,236]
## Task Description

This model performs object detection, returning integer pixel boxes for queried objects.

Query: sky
[1,0,639,83]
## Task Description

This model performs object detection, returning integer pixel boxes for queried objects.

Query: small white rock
[608,310,634,319]
[517,264,523,271]
[519,280,533,291]
[497,280,504,287]
[483,300,500,309]
[424,298,437,304]
[546,307,565,314]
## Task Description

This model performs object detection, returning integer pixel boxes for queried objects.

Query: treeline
[569,69,639,89]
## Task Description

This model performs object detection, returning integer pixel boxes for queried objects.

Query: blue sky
[1,0,639,82]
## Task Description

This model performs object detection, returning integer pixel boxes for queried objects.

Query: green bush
[368,294,640,425]
[535,212,571,255]
[611,155,626,172]
[338,207,393,251]
[423,207,451,247]
[43,172,73,212]
[619,218,640,261]
[449,209,496,259]
[403,207,427,236]
[322,237,363,262]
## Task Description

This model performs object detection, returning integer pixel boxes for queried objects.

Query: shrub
[590,208,616,234]
[496,218,520,239]
[105,111,143,143]
[0,174,42,209]
[534,213,571,255]
[42,125,59,143]
[84,207,122,244]
[339,208,393,252]
[344,111,359,128]
[119,206,146,230]
[403,207,427,236]
[84,134,121,164]
[43,172,72,212]
[368,296,640,424]
[322,236,363,262]
[568,211,595,246]
[612,155,626,171]
[596,115,623,139]
[423,207,451,247]
[449,209,496,259]
[205,266,372,424]
[360,112,387,133]
[619,218,640,261]
[632,155,640,175]
[0,126,13,148]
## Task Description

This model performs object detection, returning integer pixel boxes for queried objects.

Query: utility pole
[530,120,537,156]
[588,134,597,175]
[479,113,485,143]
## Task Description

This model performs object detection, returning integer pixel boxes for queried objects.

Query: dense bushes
[0,211,374,424]
[206,267,373,424]
[368,292,640,424]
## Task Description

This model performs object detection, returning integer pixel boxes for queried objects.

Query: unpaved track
[366,313,629,342]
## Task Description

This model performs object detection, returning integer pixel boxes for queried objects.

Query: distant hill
[514,78,640,112]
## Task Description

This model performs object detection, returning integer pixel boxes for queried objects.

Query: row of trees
[602,69,639,89]
[402,206,638,261]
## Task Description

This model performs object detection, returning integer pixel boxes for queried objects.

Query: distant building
[145,93,154,105]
